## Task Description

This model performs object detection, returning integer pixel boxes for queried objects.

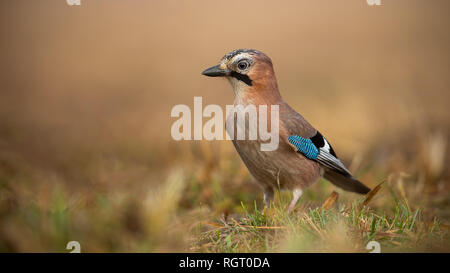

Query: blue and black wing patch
[288,131,371,194]
[287,135,319,160]
[288,131,350,176]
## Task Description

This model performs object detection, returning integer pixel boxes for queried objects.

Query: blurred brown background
[0,0,449,252]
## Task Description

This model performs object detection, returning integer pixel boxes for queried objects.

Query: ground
[0,130,448,252]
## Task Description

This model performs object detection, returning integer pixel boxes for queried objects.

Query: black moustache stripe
[230,71,253,86]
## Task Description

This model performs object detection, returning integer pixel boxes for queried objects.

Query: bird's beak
[201,65,230,77]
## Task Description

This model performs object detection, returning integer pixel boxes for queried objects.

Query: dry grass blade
[361,230,403,237]
[322,191,339,210]
[359,180,385,211]
[229,217,287,230]
[425,222,450,230]
[204,221,286,230]
[238,225,286,230]
[205,222,225,229]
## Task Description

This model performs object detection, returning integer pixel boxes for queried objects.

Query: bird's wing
[287,131,351,176]
[286,131,370,194]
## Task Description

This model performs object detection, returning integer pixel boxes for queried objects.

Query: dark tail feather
[323,170,370,194]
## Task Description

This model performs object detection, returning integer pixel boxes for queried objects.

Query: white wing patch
[317,138,351,175]
[322,138,331,153]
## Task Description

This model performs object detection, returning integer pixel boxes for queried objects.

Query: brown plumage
[202,49,370,213]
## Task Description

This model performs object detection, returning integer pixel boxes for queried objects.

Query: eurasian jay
[202,49,370,213]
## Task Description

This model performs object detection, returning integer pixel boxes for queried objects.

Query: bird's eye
[237,60,249,70]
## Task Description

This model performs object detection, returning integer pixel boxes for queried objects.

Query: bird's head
[202,49,279,99]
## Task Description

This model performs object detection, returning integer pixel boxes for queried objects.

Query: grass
[183,129,449,253]
[192,187,448,253]
[0,129,448,252]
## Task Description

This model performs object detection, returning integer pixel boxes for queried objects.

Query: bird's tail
[323,170,370,194]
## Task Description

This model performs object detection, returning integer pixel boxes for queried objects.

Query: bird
[201,49,370,213]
